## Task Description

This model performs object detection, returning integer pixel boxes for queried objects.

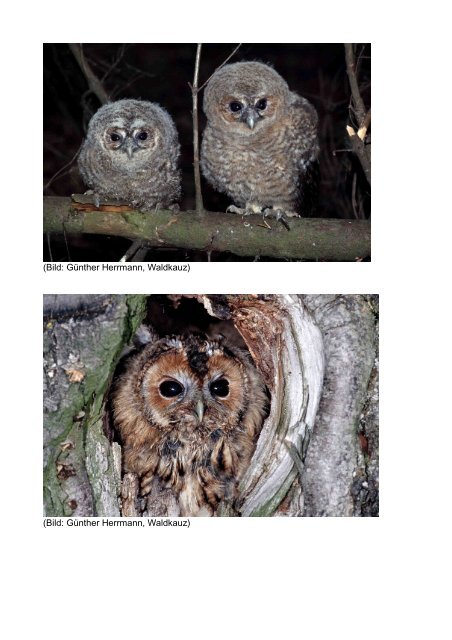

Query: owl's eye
[159,380,184,398]
[229,101,243,113]
[137,131,148,141]
[255,98,267,111]
[210,378,229,398]
[110,133,121,142]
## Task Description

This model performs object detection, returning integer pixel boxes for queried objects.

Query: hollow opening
[145,295,247,349]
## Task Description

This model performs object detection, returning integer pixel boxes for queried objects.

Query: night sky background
[43,43,370,261]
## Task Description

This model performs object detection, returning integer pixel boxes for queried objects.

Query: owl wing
[291,94,320,216]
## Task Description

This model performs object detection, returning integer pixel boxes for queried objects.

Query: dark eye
[159,380,184,398]
[110,133,121,142]
[210,378,229,398]
[229,101,242,113]
[137,131,148,141]
[255,98,267,111]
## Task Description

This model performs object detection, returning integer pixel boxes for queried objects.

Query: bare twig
[46,233,53,262]
[198,43,242,92]
[192,44,204,214]
[120,239,146,262]
[189,44,242,215]
[68,43,110,105]
[44,145,81,191]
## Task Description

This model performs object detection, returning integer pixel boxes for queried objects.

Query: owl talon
[274,210,291,231]
[262,207,291,230]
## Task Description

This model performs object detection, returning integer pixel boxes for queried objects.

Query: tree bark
[300,295,378,516]
[43,294,147,516]
[43,196,371,261]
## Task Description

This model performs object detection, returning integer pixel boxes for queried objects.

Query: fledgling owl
[78,99,181,211]
[201,61,319,220]
[111,334,268,516]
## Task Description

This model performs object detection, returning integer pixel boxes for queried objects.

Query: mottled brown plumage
[201,61,319,219]
[78,99,181,211]
[111,334,268,516]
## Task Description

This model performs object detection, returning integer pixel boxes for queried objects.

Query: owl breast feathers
[78,99,181,211]
[111,334,268,516]
[201,61,319,218]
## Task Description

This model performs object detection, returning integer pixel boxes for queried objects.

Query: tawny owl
[201,61,319,220]
[78,99,181,211]
[111,334,268,516]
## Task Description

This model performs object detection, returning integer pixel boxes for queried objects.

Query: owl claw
[274,210,291,231]
[263,207,291,231]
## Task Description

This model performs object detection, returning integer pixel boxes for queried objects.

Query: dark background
[43,43,370,261]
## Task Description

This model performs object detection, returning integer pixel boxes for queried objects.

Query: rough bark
[300,295,378,516]
[43,196,371,261]
[43,294,147,516]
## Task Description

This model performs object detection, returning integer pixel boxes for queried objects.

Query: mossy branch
[44,196,371,261]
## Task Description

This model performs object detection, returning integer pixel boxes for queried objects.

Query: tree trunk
[43,295,147,516]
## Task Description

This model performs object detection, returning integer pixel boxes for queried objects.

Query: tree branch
[347,125,371,186]
[344,44,371,186]
[44,196,371,261]
[344,43,367,126]
[68,43,110,105]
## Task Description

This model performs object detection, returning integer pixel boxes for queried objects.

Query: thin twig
[120,239,146,262]
[69,43,110,105]
[190,44,242,214]
[46,233,53,262]
[192,44,204,214]
[44,145,81,191]
[198,43,242,92]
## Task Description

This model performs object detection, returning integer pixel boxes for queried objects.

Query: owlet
[201,61,319,219]
[78,99,181,211]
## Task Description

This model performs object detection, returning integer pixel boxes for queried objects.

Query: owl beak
[124,139,137,158]
[241,107,258,130]
[195,399,205,424]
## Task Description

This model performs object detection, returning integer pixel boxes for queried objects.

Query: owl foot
[262,207,291,231]
[226,205,249,216]
[82,189,101,208]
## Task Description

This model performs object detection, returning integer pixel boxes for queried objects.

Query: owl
[111,333,268,516]
[78,99,181,211]
[201,61,319,220]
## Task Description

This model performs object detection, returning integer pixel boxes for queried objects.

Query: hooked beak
[124,139,137,158]
[241,107,258,130]
[195,399,204,424]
